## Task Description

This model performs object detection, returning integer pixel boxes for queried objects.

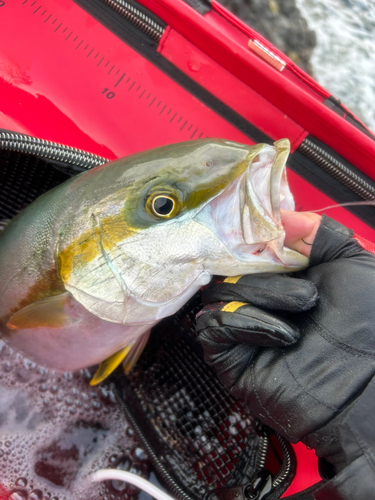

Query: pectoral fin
[90,344,133,386]
[122,330,150,374]
[90,330,151,385]
[7,292,74,330]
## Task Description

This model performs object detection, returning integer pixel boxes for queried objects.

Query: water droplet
[29,490,43,500]
[126,428,134,437]
[15,478,27,487]
[92,401,101,410]
[5,441,12,448]
[69,407,77,415]
[133,447,148,462]
[10,490,27,500]
[50,385,58,394]
[39,384,48,392]
[3,361,12,373]
[65,398,73,406]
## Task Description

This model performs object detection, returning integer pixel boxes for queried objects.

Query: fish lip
[242,139,292,246]
[192,139,308,271]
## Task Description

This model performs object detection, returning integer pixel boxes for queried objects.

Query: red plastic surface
[283,444,322,496]
[354,234,375,254]
[0,485,9,500]
[138,0,375,178]
[158,27,308,150]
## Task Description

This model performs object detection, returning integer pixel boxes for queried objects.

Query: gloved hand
[196,215,375,497]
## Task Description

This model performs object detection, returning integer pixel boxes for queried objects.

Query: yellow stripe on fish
[57,213,138,283]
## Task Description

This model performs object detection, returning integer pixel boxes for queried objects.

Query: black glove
[196,216,375,498]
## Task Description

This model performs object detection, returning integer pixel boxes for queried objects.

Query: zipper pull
[206,470,273,500]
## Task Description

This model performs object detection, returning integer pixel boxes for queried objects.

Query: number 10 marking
[102,88,115,99]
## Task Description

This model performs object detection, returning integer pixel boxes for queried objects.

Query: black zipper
[0,130,108,172]
[101,0,165,41]
[298,137,375,201]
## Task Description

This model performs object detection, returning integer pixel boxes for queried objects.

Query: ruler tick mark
[108,65,115,75]
[73,35,78,42]
[126,77,131,83]
[180,119,187,130]
[44,14,51,23]
[31,1,36,6]
[41,9,47,15]
[156,100,161,107]
[54,22,62,32]
[94,52,99,59]
[128,82,135,91]
[97,57,104,67]
[84,44,89,50]
[76,40,83,50]
[167,109,171,115]
[52,18,57,24]
[147,93,151,99]
[159,105,167,115]
[136,85,141,91]
[114,73,125,88]
[115,69,120,76]
[191,128,198,139]
[170,113,177,123]
[105,61,110,67]
[177,116,182,123]
[65,31,73,41]
[62,27,67,33]
[86,49,94,58]
[198,132,204,139]
[187,124,193,132]
[33,5,41,14]
[149,97,156,107]
[139,89,146,99]
[22,0,28,4]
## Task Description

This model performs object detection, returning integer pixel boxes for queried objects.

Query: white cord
[92,469,177,500]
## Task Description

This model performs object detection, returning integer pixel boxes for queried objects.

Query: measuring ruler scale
[0,0,266,158]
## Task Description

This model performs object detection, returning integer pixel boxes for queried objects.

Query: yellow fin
[122,330,150,374]
[90,344,133,386]
[7,292,72,330]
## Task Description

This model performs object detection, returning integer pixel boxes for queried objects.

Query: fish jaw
[193,139,309,275]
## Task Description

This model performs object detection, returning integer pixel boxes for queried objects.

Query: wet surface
[0,341,153,500]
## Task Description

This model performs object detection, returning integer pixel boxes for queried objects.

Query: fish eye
[151,195,176,217]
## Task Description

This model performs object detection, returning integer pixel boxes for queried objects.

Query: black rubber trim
[290,141,375,229]
[324,97,375,142]
[182,0,211,15]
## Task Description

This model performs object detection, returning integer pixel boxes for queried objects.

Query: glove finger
[196,302,300,349]
[202,273,318,312]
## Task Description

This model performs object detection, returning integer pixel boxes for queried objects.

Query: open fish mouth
[194,138,308,271]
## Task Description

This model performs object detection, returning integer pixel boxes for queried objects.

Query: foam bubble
[0,340,149,499]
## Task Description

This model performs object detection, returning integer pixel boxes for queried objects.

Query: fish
[0,138,308,384]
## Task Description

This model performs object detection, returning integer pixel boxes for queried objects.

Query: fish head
[59,138,308,325]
